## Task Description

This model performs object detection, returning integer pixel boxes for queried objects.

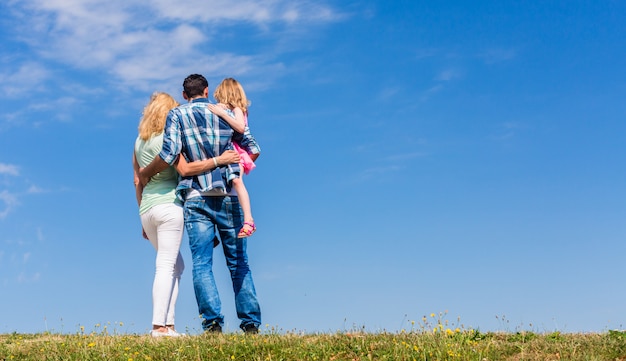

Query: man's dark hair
[183,74,209,98]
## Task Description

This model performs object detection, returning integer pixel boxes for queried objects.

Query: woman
[132,92,239,337]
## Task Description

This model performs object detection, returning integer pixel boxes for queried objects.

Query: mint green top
[135,133,180,215]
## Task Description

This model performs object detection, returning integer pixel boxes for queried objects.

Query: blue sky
[1,0,625,335]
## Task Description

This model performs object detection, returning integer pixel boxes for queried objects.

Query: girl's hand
[208,103,228,117]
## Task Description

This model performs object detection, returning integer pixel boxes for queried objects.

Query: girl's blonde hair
[213,78,250,114]
[138,92,179,140]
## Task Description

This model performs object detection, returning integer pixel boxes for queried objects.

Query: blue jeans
[183,196,261,331]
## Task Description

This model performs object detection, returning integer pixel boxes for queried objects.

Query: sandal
[238,222,256,238]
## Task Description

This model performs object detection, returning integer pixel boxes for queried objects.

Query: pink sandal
[238,222,256,238]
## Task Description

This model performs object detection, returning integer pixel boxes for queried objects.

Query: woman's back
[135,133,179,214]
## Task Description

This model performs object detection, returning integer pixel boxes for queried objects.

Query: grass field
[3,326,626,360]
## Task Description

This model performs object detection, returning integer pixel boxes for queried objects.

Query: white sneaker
[167,329,186,337]
[150,328,186,337]
[150,330,170,338]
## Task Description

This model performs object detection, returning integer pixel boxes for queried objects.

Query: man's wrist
[213,157,219,168]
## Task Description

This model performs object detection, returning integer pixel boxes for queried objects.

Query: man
[139,74,262,334]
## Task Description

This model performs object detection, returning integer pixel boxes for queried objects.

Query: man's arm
[138,156,169,186]
[174,150,241,177]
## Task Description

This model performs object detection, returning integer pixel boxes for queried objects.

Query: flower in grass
[87,342,96,347]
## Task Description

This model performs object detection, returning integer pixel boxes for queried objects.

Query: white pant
[140,203,185,327]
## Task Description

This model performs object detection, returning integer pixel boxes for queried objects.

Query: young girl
[207,78,257,238]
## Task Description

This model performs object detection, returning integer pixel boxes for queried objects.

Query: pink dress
[234,114,256,175]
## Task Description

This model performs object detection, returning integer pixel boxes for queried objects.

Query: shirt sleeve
[232,126,261,155]
[159,109,182,165]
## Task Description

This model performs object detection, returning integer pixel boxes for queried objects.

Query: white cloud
[0,190,19,219]
[436,69,460,82]
[377,87,400,102]
[479,48,517,64]
[384,152,429,162]
[151,0,341,23]
[17,271,41,283]
[0,62,50,97]
[7,0,341,91]
[0,164,19,176]
[27,185,45,194]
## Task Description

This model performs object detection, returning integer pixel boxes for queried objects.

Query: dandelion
[87,342,96,347]
[431,313,435,318]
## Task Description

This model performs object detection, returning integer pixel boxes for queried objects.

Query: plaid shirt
[159,98,261,198]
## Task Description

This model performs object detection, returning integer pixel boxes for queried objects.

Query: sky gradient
[1,0,625,335]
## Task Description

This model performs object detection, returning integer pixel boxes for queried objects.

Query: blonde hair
[213,78,250,114]
[138,92,179,140]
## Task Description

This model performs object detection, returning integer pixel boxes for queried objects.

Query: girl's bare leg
[232,177,255,237]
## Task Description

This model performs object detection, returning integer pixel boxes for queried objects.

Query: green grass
[2,314,626,360]
[2,329,626,360]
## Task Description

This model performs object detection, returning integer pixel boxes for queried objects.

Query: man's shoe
[205,323,222,333]
[242,324,259,334]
